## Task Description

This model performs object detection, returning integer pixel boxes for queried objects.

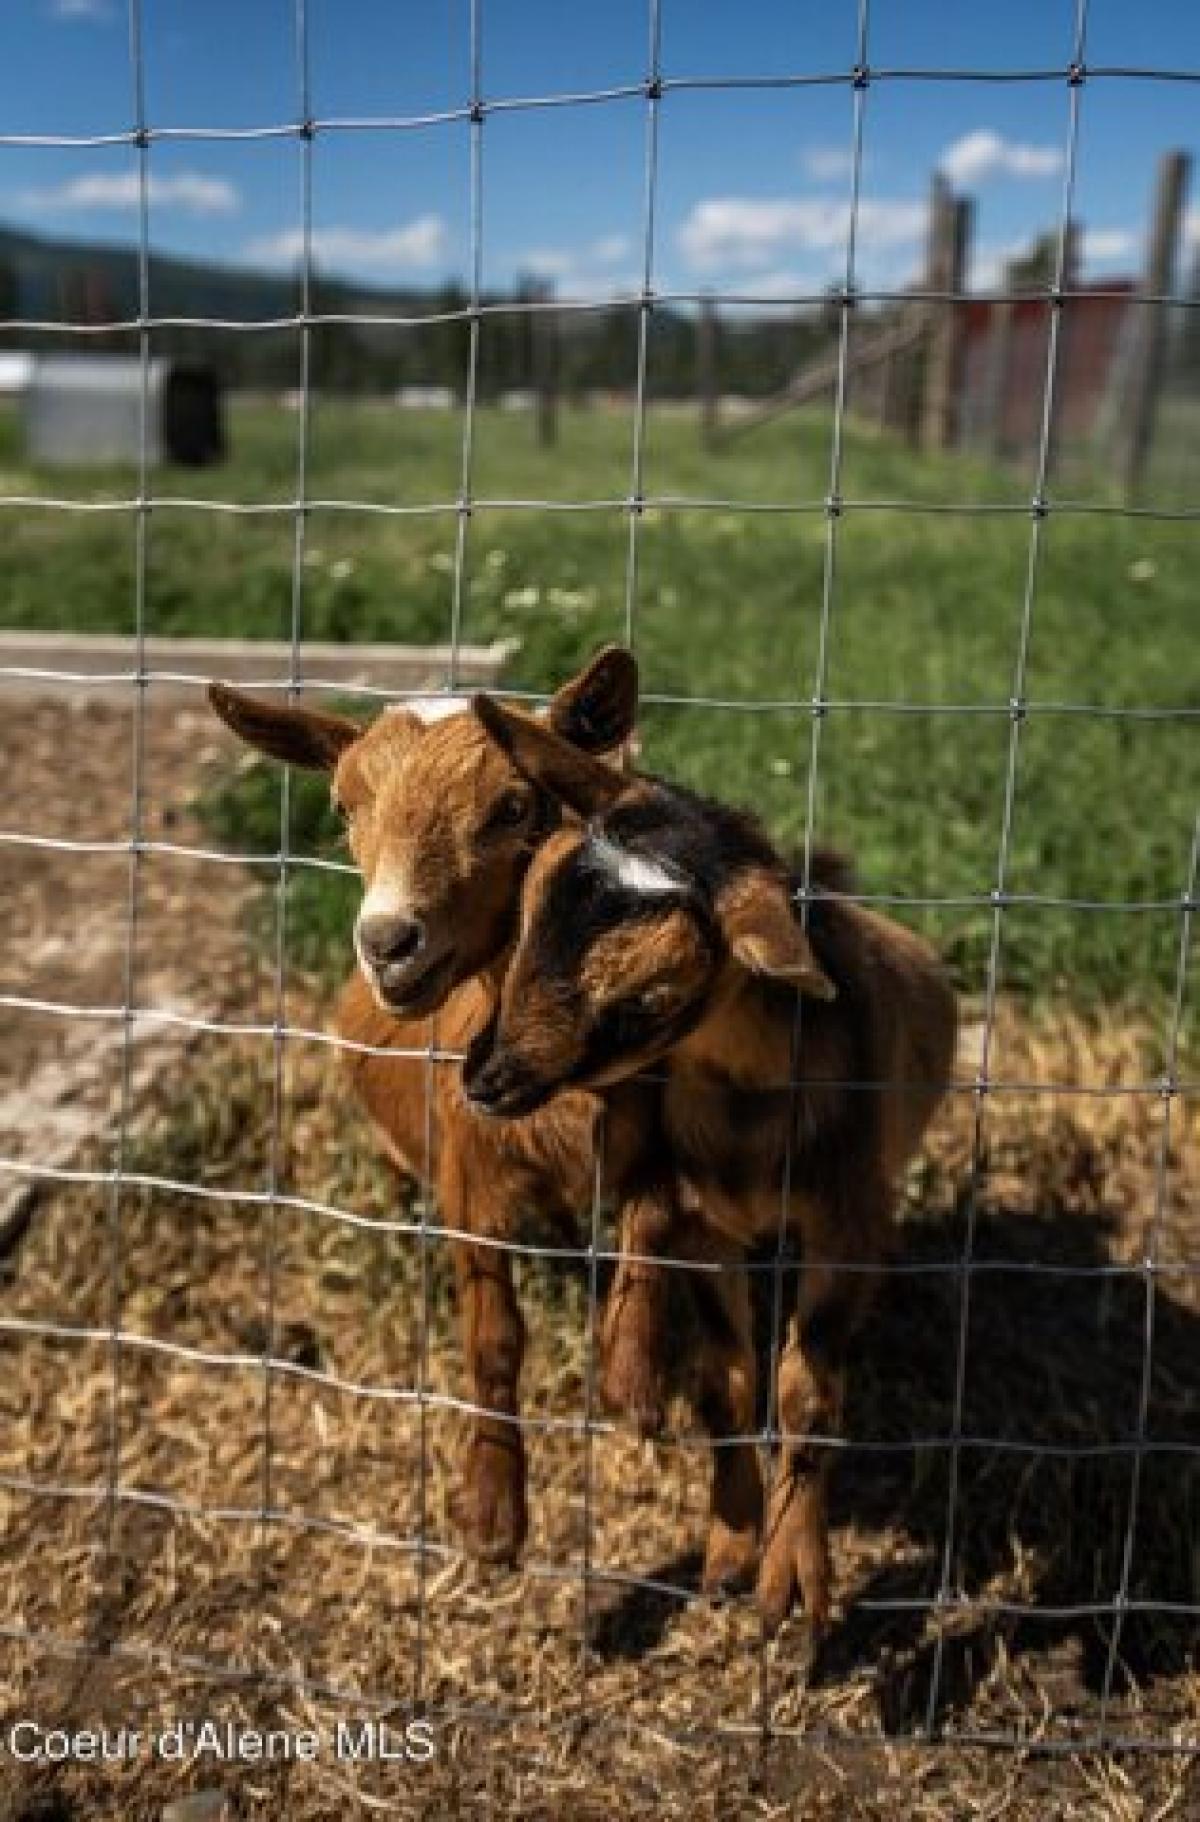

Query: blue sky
[3,0,1198,300]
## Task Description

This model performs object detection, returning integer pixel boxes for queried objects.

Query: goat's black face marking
[469,779,858,1117]
[464,827,723,1111]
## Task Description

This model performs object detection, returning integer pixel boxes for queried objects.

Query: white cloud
[23,172,240,215]
[801,145,854,183]
[678,196,926,273]
[522,235,633,278]
[1184,209,1200,250]
[518,235,638,298]
[972,226,1139,290]
[1083,228,1137,266]
[730,268,820,300]
[939,129,1062,187]
[591,234,632,265]
[521,248,575,280]
[246,215,447,273]
[49,0,113,19]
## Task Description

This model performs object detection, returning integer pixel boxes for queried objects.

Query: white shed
[21,356,224,467]
[0,352,35,397]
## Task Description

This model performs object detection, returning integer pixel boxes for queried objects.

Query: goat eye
[640,985,673,1013]
[633,983,678,1018]
[487,789,532,834]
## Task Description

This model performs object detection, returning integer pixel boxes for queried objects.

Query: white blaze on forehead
[391,692,555,729]
[390,694,469,725]
[589,834,681,897]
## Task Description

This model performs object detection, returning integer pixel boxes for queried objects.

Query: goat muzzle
[462,1033,547,1119]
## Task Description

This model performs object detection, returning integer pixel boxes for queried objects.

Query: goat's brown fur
[465,700,958,1629]
[207,651,723,1568]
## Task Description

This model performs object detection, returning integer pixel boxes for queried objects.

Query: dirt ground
[0,695,270,1202]
[0,697,1197,1821]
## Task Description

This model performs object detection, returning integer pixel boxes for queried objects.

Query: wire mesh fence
[0,0,1198,1805]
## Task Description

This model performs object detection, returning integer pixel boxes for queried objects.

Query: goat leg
[598,1180,675,1438]
[450,1223,528,1565]
[686,1232,763,1597]
[756,1198,884,1636]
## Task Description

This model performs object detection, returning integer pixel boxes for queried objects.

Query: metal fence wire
[0,0,1198,1781]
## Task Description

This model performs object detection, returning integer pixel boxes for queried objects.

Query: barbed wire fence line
[1,0,1198,1784]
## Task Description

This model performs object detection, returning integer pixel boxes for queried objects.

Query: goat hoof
[701,1523,759,1601]
[756,1476,832,1636]
[755,1555,796,1635]
[630,1394,668,1441]
[755,1559,833,1635]
[459,1440,527,1566]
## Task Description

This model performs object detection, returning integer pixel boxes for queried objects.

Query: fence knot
[851,63,870,89]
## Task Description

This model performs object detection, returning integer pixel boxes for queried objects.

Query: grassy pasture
[2,396,1195,1009]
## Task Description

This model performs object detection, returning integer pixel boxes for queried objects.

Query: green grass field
[3,398,1195,1009]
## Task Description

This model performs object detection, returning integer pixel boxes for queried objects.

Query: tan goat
[462,698,958,1634]
[207,652,760,1593]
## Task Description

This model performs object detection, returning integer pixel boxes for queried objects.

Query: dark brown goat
[207,653,757,1592]
[463,698,958,1632]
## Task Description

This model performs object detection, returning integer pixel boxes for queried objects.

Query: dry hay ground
[0,700,1196,1820]
[0,988,1196,1822]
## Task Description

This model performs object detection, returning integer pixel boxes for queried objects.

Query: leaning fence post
[1119,149,1191,500]
[1043,217,1081,483]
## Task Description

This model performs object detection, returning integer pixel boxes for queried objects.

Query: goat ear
[207,682,361,772]
[546,644,638,754]
[472,693,631,818]
[718,870,837,1001]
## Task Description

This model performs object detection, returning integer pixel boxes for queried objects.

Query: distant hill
[0,221,825,399]
[0,219,436,325]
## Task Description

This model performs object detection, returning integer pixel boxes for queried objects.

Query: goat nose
[357,912,424,967]
[463,1038,507,1101]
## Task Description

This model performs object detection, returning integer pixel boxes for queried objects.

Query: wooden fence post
[1118,149,1191,499]
[921,178,974,450]
[980,271,1015,460]
[877,337,896,432]
[697,293,719,447]
[532,283,558,447]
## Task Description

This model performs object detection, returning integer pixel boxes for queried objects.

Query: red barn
[960,283,1137,454]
